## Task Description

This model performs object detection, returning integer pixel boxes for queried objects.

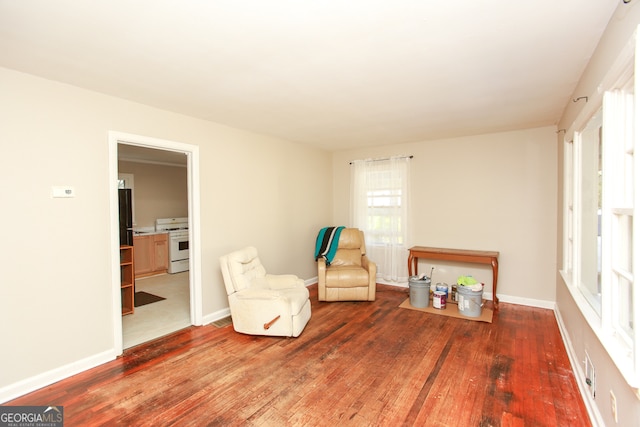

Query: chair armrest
[362,255,377,301]
[235,289,282,300]
[362,255,375,272]
[316,259,327,300]
[317,259,326,284]
[265,274,304,290]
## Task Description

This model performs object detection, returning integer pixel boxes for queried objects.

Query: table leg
[491,257,499,309]
[407,254,415,277]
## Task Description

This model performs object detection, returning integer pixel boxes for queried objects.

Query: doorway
[109,131,203,355]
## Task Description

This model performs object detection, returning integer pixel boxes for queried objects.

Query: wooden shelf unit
[120,245,135,315]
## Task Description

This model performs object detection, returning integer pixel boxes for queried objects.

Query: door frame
[108,131,203,355]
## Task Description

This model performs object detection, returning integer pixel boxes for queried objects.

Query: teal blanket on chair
[314,226,345,265]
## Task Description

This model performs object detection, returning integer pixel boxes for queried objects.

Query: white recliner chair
[220,246,311,337]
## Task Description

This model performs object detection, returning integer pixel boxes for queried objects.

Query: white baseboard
[0,349,117,404]
[376,278,408,287]
[496,294,555,309]
[554,306,605,427]
[201,307,231,325]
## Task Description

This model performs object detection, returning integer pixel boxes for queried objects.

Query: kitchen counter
[133,227,168,236]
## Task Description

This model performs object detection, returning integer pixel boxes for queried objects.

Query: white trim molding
[108,131,204,354]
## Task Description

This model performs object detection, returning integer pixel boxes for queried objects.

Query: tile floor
[122,271,191,349]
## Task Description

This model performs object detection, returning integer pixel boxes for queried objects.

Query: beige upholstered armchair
[220,246,311,337]
[317,228,377,301]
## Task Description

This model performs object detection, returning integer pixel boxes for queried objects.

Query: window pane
[363,164,407,245]
[616,274,634,337]
[612,213,633,343]
[579,110,603,311]
[614,214,633,273]
[564,141,574,275]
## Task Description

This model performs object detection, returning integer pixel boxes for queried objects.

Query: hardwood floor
[8,285,590,426]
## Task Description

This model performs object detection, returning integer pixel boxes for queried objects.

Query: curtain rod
[349,155,413,165]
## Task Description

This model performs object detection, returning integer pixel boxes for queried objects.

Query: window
[575,108,603,314]
[561,31,639,387]
[350,156,411,282]
[602,88,635,350]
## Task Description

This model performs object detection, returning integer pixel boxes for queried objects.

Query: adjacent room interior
[117,144,192,349]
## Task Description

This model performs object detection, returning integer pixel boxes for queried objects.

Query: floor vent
[211,317,232,328]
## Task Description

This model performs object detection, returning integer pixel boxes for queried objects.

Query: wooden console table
[408,246,500,308]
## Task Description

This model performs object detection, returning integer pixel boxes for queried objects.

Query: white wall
[118,160,188,228]
[0,67,332,400]
[555,3,640,426]
[332,126,558,305]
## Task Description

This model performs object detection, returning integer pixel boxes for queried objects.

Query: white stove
[156,217,189,274]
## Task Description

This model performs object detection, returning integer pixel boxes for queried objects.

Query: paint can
[457,284,484,317]
[433,291,447,309]
[435,283,448,300]
[408,276,431,308]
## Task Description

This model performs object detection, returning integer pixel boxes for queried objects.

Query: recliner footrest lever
[263,315,281,330]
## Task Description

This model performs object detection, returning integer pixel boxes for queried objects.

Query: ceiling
[118,144,188,167]
[0,1,620,152]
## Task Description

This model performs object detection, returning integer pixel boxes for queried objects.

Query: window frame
[560,29,640,388]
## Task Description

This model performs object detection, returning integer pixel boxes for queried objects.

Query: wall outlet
[585,351,596,399]
[610,390,618,423]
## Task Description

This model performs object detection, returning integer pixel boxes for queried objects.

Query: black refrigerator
[118,189,133,246]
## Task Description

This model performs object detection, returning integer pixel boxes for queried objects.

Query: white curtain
[350,156,411,282]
